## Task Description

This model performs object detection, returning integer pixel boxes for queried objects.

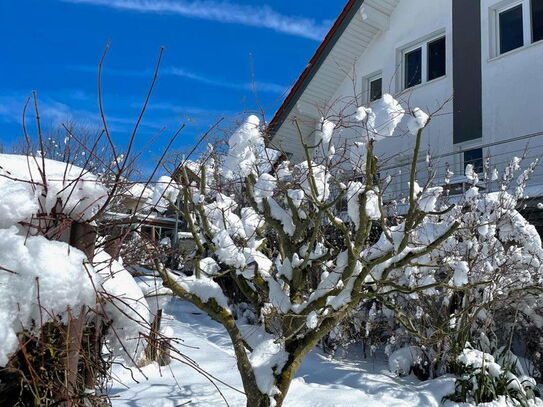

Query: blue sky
[0,0,343,159]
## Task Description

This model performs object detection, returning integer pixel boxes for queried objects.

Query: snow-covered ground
[110,299,458,407]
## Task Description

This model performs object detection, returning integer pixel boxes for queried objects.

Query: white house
[269,0,543,225]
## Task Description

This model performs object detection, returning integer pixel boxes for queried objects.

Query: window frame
[427,36,447,81]
[363,71,383,104]
[531,0,543,42]
[490,0,543,59]
[497,1,526,55]
[404,46,423,89]
[399,32,447,91]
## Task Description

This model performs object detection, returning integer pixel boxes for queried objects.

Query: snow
[135,275,172,316]
[295,162,330,202]
[0,153,108,222]
[110,300,462,407]
[355,106,370,122]
[276,161,292,181]
[177,231,193,239]
[212,230,247,268]
[407,108,430,135]
[244,248,273,277]
[204,193,246,239]
[171,272,231,312]
[457,347,496,370]
[306,311,319,329]
[366,190,381,220]
[465,164,477,183]
[0,181,38,228]
[126,182,153,200]
[0,226,98,366]
[451,261,469,287]
[222,115,265,180]
[268,198,296,236]
[316,118,335,146]
[347,182,381,228]
[199,257,220,276]
[254,173,277,203]
[149,176,179,214]
[366,94,405,140]
[388,346,425,376]
[95,250,150,363]
[417,184,443,212]
[249,337,288,398]
[241,207,264,239]
[287,189,304,208]
[349,141,368,172]
[277,257,294,280]
[268,278,292,313]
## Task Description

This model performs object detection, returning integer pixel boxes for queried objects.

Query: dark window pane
[464,148,483,174]
[532,0,543,42]
[428,37,446,80]
[405,47,422,88]
[500,5,524,54]
[369,78,382,102]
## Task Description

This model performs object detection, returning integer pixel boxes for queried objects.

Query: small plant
[446,344,537,406]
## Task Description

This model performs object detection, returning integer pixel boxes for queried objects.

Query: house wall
[327,0,543,194]
[273,0,543,199]
[329,0,454,191]
[480,0,543,184]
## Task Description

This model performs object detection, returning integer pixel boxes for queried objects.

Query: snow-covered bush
[309,148,543,386]
[0,151,154,404]
[0,155,106,361]
[147,92,543,407]
[447,344,538,406]
[373,157,543,379]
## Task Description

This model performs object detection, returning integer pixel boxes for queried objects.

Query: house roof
[267,0,365,135]
[267,0,400,157]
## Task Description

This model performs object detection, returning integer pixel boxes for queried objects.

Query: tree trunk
[272,315,349,406]
[245,391,272,407]
[62,222,97,406]
[144,309,163,362]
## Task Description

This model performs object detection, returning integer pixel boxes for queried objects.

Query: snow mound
[388,346,425,376]
[0,226,98,366]
[0,154,107,222]
[95,250,150,363]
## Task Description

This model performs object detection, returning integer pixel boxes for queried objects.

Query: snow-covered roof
[268,0,400,159]
[124,182,153,201]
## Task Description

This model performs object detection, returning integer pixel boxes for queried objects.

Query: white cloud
[0,95,74,126]
[164,66,288,95]
[70,64,289,95]
[143,102,231,116]
[0,94,132,133]
[61,0,329,40]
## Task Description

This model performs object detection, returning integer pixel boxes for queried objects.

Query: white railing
[379,132,543,203]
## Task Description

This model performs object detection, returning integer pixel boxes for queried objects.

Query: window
[405,48,422,88]
[363,72,383,103]
[499,4,524,54]
[402,35,446,90]
[428,37,446,80]
[532,0,543,42]
[369,77,383,102]
[464,148,484,174]
[492,0,543,58]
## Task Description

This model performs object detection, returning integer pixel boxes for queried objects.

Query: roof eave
[267,0,365,140]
